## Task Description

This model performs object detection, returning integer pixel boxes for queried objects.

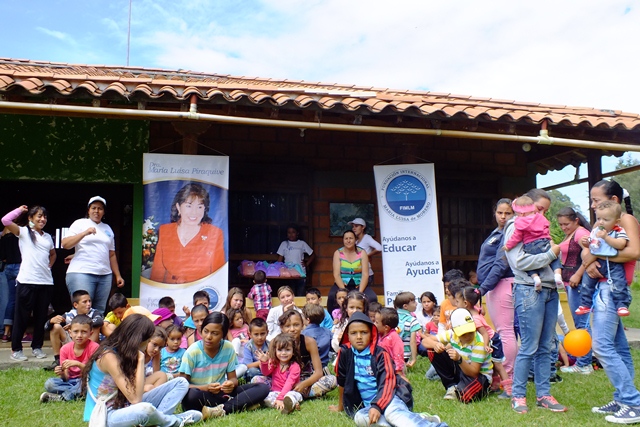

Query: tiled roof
[1,58,639,130]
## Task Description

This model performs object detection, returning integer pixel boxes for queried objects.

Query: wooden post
[171,122,211,155]
[587,150,602,223]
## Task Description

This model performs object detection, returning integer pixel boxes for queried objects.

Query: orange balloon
[564,329,592,357]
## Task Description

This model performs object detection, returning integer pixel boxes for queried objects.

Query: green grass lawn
[3,353,640,427]
[621,281,640,329]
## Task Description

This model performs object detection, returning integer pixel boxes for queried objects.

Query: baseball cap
[122,306,161,323]
[347,218,366,227]
[152,308,176,326]
[88,196,107,207]
[450,308,476,336]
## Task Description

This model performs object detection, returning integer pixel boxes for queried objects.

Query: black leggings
[182,382,270,413]
[12,282,52,352]
[326,279,378,315]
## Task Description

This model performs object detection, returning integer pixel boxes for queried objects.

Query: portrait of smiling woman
[150,183,225,284]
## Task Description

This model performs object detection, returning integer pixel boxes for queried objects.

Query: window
[228,191,310,256]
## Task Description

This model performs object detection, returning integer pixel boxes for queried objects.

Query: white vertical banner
[374,164,444,306]
[140,153,229,312]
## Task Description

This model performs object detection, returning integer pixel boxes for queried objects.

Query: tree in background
[613,155,640,217]
[546,189,582,243]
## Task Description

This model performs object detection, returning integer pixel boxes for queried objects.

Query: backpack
[239,260,255,276]
[266,264,281,277]
[255,261,269,273]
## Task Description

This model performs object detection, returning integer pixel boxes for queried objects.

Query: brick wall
[149,122,530,295]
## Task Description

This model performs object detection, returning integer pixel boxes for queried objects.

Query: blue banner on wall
[374,164,444,306]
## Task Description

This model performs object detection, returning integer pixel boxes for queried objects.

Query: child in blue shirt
[243,317,270,381]
[329,312,446,427]
[394,292,421,368]
[161,324,186,376]
[302,303,332,366]
[305,288,333,330]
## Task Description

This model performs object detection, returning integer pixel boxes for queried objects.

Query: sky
[3,0,640,212]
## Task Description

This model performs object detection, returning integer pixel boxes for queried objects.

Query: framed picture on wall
[330,203,375,237]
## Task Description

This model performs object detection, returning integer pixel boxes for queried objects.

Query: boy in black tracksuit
[329,311,447,427]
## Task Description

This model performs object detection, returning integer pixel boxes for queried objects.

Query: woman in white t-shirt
[276,225,315,296]
[2,205,56,362]
[62,196,124,315]
[348,218,382,286]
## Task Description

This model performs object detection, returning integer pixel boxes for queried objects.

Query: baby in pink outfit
[503,195,563,291]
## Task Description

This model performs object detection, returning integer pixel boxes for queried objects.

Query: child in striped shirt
[393,292,421,368]
[421,308,493,403]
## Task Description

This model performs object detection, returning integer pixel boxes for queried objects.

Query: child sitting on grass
[374,307,408,383]
[455,286,511,398]
[44,290,103,371]
[394,292,421,368]
[227,307,250,378]
[332,288,349,324]
[422,308,493,403]
[332,291,369,353]
[185,304,209,347]
[368,301,382,322]
[158,296,183,327]
[144,326,168,391]
[329,311,446,426]
[302,303,332,367]
[306,287,334,330]
[243,317,270,381]
[248,270,272,321]
[182,290,211,318]
[267,286,300,341]
[421,306,441,381]
[40,315,99,403]
[102,292,129,336]
[255,333,304,414]
[160,324,186,376]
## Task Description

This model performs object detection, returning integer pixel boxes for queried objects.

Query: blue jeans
[512,284,558,398]
[0,271,7,330]
[3,263,19,327]
[107,377,189,427]
[592,281,640,406]
[244,367,262,382]
[580,260,630,310]
[66,272,112,315]
[353,395,445,427]
[44,377,81,401]
[565,283,593,367]
[522,239,562,278]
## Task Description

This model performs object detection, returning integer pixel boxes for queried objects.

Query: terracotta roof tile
[0,58,639,129]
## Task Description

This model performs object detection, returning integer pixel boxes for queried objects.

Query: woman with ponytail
[586,180,640,423]
[2,205,56,362]
[556,207,593,374]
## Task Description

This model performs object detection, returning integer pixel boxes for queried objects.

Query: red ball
[564,329,592,357]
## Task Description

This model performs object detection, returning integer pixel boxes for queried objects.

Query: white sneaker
[175,410,202,426]
[10,351,27,361]
[443,385,457,400]
[32,348,47,359]
[605,404,640,424]
[560,364,593,374]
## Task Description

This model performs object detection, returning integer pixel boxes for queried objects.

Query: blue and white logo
[379,169,433,222]
[202,287,220,311]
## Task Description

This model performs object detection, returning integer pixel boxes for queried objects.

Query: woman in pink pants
[477,198,516,396]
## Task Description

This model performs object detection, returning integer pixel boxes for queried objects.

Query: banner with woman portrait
[140,153,229,312]
[374,164,444,305]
